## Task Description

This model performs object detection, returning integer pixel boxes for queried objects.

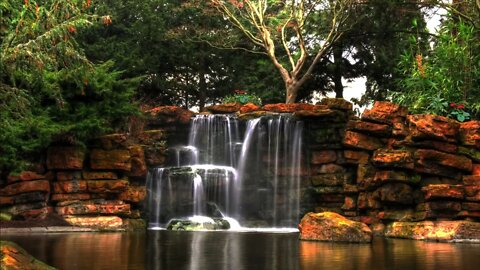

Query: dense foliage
[0,0,138,173]
[393,1,480,121]
[1,0,479,172]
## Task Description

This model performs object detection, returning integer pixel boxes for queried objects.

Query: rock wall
[0,106,193,229]
[303,100,479,226]
[1,100,479,230]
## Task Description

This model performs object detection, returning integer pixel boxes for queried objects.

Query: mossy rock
[1,241,57,270]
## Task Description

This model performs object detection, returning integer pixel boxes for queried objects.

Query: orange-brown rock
[138,129,167,145]
[63,215,124,229]
[357,192,381,209]
[51,193,93,201]
[311,150,337,164]
[0,180,50,196]
[47,146,85,170]
[96,133,128,150]
[465,185,480,201]
[459,120,480,148]
[407,114,459,143]
[53,181,88,194]
[311,173,345,186]
[361,101,408,124]
[343,131,383,151]
[414,159,463,179]
[372,149,414,169]
[146,105,194,125]
[0,195,15,205]
[87,179,129,193]
[347,120,392,137]
[299,212,372,242]
[384,221,480,241]
[117,186,146,203]
[56,171,82,181]
[422,184,464,200]
[15,207,52,220]
[462,202,480,211]
[373,183,414,205]
[0,241,57,270]
[356,163,377,190]
[343,150,370,164]
[463,175,480,186]
[294,109,346,122]
[262,103,322,113]
[415,149,472,171]
[205,103,242,113]
[239,102,261,113]
[420,201,462,212]
[7,192,49,205]
[144,146,167,167]
[392,117,409,137]
[473,164,480,176]
[128,145,147,177]
[312,164,346,174]
[373,171,420,185]
[341,196,357,210]
[55,200,130,215]
[82,171,118,180]
[319,98,353,111]
[90,149,131,171]
[6,171,45,184]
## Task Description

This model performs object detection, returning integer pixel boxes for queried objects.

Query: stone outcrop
[298,212,372,242]
[1,101,479,236]
[384,221,480,242]
[0,241,57,269]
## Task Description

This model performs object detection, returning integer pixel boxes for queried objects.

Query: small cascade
[146,113,304,229]
[236,114,304,227]
[167,146,199,166]
[188,114,241,166]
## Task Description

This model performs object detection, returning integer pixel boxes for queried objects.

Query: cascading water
[146,113,304,229]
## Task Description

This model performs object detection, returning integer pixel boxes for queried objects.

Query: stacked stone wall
[1,100,478,230]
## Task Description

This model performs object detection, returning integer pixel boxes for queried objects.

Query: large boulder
[0,241,57,270]
[361,101,408,124]
[298,212,372,242]
[407,114,459,143]
[343,131,383,151]
[384,221,480,242]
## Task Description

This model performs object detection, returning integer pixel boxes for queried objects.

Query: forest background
[0,0,478,174]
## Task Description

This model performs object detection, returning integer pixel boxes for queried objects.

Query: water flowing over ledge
[146,113,304,230]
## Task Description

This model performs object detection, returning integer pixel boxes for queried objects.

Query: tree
[0,0,137,173]
[393,0,480,120]
[211,0,353,103]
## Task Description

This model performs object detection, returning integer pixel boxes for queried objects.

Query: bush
[222,90,262,106]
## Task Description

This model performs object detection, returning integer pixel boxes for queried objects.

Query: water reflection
[147,231,299,270]
[299,238,480,270]
[1,231,480,270]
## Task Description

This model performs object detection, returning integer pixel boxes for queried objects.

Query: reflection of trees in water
[299,238,469,270]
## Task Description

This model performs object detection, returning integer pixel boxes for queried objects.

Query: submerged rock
[167,217,231,231]
[384,221,480,242]
[298,212,372,243]
[0,241,56,270]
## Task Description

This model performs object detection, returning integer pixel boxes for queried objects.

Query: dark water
[1,230,480,270]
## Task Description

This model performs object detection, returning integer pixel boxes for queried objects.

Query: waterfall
[146,113,303,229]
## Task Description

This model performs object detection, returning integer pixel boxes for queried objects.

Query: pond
[2,231,480,270]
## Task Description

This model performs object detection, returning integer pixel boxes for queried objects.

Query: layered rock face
[1,100,479,237]
[0,107,192,230]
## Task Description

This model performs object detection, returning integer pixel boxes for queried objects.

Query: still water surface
[2,230,479,270]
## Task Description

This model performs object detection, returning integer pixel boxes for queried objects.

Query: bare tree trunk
[285,81,300,104]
